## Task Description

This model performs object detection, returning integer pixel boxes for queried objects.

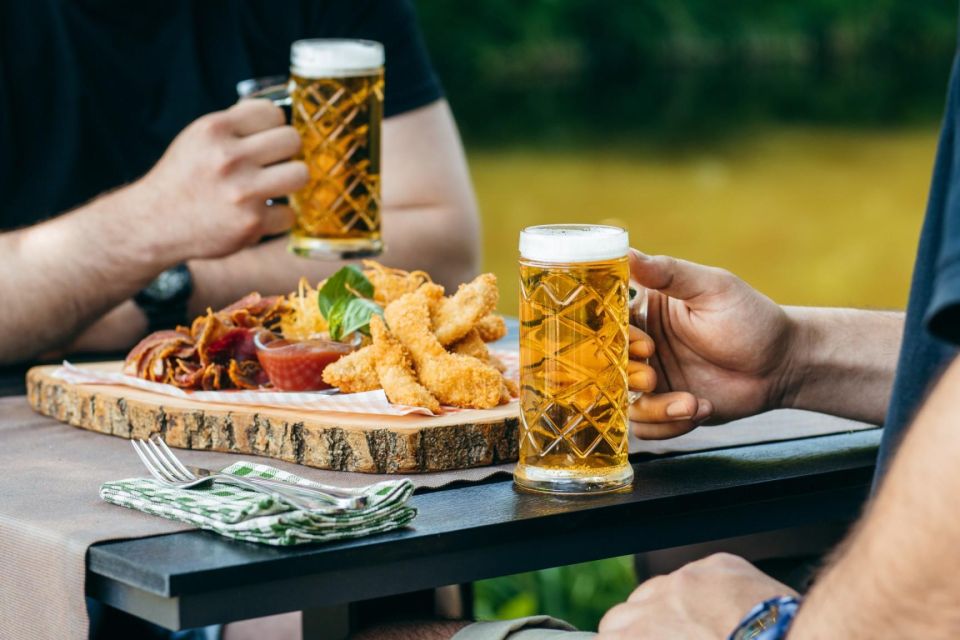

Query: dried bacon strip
[201,364,224,391]
[228,359,268,390]
[171,361,204,389]
[204,328,257,365]
[123,330,190,377]
[125,292,289,391]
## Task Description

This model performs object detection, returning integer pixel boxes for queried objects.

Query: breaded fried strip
[321,345,379,393]
[475,314,508,343]
[432,273,499,346]
[450,329,490,362]
[498,379,518,404]
[385,287,504,409]
[370,316,440,413]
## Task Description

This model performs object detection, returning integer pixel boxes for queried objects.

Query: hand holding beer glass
[516,225,635,494]
[240,39,385,259]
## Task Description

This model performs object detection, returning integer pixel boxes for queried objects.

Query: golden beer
[516,225,633,494]
[288,40,384,259]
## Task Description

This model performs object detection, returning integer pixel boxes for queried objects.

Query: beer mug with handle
[238,39,384,260]
[516,225,635,494]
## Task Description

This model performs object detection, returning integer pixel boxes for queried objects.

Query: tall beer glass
[516,225,633,494]
[289,39,384,259]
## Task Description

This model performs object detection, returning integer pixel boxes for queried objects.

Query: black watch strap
[134,264,194,333]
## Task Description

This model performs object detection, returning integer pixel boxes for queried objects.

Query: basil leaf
[325,297,351,342]
[339,298,383,338]
[318,265,374,320]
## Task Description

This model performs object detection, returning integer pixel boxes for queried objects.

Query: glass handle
[628,282,648,406]
[241,84,292,107]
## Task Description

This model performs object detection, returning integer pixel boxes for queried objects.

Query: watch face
[145,267,190,302]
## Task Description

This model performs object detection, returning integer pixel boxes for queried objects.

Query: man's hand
[131,99,308,262]
[598,553,796,640]
[628,250,794,439]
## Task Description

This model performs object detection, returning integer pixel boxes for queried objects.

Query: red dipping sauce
[254,332,354,391]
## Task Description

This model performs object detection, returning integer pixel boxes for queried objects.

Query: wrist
[774,306,900,424]
[729,596,802,640]
[111,178,191,268]
[775,306,822,412]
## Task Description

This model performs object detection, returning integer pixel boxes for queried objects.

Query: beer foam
[519,225,629,263]
[290,39,384,78]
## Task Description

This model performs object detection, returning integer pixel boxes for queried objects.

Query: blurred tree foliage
[473,556,637,631]
[417,0,957,147]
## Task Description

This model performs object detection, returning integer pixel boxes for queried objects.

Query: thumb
[629,249,728,302]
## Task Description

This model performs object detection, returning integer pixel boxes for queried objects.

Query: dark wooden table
[1,326,879,638]
[86,426,879,638]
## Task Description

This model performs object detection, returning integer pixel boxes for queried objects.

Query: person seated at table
[0,1,477,639]
[360,28,960,640]
[0,0,479,366]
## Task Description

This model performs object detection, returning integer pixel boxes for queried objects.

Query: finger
[631,420,697,440]
[631,398,713,440]
[628,327,655,358]
[626,577,662,603]
[256,203,295,237]
[238,126,302,166]
[246,161,309,200]
[599,602,644,634]
[629,249,729,302]
[226,99,285,136]
[628,363,656,393]
[627,359,647,374]
[629,391,699,422]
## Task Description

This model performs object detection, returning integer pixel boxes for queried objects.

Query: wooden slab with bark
[26,363,520,474]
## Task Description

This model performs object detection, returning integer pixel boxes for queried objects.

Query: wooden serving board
[26,363,520,474]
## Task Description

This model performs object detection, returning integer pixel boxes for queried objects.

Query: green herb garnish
[318,266,382,341]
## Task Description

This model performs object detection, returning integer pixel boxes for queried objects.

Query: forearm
[790,356,960,638]
[780,307,903,424]
[0,185,171,363]
[71,100,480,353]
[187,202,479,316]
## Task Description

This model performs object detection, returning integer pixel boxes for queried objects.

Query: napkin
[99,461,417,545]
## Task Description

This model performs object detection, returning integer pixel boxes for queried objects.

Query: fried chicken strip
[500,377,519,404]
[450,329,490,362]
[321,345,379,393]
[385,286,504,409]
[474,314,508,343]
[432,273,499,346]
[369,316,440,413]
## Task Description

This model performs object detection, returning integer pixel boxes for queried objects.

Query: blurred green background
[416,0,957,630]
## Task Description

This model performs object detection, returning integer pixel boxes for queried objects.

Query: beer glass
[515,225,634,494]
[240,39,384,259]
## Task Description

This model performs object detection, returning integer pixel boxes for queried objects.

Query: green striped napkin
[100,461,417,545]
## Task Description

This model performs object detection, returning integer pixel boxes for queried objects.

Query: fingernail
[666,401,692,418]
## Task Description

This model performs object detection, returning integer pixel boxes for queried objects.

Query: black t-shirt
[0,0,442,229]
[877,51,960,478]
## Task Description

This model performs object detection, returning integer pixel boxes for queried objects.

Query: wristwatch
[134,263,194,333]
[728,596,802,640]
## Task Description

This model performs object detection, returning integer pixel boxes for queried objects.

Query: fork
[149,435,369,502]
[131,436,366,512]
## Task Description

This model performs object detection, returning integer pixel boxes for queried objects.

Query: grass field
[472,126,938,317]
[468,124,939,629]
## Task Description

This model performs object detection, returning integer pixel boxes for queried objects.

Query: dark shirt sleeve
[319,0,443,118]
[927,256,960,343]
[925,92,960,345]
